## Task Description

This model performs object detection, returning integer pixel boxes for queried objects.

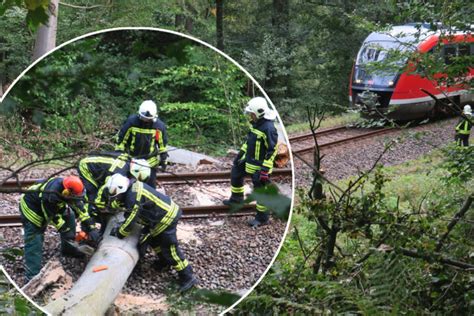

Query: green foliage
[246,184,291,221]
[1,31,250,157]
[1,247,23,263]
[0,0,49,31]
[0,270,45,315]
[235,146,473,314]
[191,289,241,307]
[441,144,474,184]
[0,6,35,84]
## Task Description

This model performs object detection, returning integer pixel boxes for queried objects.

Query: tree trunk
[44,215,141,315]
[265,0,290,99]
[216,0,224,51]
[310,144,324,199]
[32,0,59,62]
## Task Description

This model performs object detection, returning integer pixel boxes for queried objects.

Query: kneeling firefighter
[105,174,197,292]
[223,97,279,227]
[19,176,99,282]
[78,153,151,230]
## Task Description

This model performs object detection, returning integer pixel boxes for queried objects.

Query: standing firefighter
[455,104,472,147]
[78,154,151,230]
[115,100,168,188]
[19,176,99,282]
[105,174,197,292]
[223,97,279,227]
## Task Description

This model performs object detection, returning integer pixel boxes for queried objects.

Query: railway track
[288,125,348,143]
[0,168,292,226]
[0,203,260,227]
[290,126,396,155]
[0,168,292,189]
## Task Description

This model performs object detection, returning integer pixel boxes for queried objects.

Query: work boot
[178,266,198,293]
[223,194,244,206]
[248,211,269,228]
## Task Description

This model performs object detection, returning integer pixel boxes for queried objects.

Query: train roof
[364,24,434,47]
[364,23,472,47]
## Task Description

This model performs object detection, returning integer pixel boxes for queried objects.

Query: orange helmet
[62,176,85,197]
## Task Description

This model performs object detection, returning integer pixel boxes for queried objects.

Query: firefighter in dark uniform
[104,174,197,292]
[455,104,472,147]
[78,154,151,230]
[223,97,279,227]
[115,100,168,188]
[19,176,99,282]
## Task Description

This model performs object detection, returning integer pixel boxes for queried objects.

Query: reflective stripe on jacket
[78,155,128,189]
[240,118,279,174]
[115,114,168,165]
[111,181,180,237]
[456,117,473,135]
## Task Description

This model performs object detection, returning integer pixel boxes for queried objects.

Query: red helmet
[62,176,85,197]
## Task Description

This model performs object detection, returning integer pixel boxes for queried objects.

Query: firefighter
[77,154,151,230]
[115,100,168,188]
[19,176,99,282]
[223,97,279,227]
[105,174,197,292]
[455,104,472,147]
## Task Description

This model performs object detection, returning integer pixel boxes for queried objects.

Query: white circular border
[0,27,296,315]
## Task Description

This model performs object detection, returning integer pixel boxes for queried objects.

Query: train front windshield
[353,40,410,88]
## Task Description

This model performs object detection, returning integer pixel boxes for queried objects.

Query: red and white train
[349,23,473,120]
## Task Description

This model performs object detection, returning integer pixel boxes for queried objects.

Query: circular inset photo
[0,28,293,315]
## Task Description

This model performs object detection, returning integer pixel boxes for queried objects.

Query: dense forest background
[1,0,445,123]
[2,1,471,123]
[1,30,250,156]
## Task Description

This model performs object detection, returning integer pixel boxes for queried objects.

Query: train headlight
[355,79,362,84]
[388,80,394,86]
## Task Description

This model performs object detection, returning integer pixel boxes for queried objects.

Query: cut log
[44,215,141,315]
[21,260,72,298]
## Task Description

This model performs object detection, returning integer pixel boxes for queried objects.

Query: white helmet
[244,97,276,120]
[105,174,130,197]
[130,159,151,181]
[138,100,158,121]
[463,104,472,116]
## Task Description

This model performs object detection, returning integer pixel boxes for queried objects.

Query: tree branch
[398,247,474,270]
[435,194,473,252]
[59,2,106,10]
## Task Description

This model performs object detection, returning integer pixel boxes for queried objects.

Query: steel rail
[292,128,396,154]
[1,168,292,189]
[288,125,348,142]
[0,204,257,227]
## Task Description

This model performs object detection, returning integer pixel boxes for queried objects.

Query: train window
[443,46,456,65]
[357,41,405,65]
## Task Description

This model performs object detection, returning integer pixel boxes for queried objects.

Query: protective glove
[88,229,101,246]
[110,225,126,239]
[60,227,75,241]
[88,204,98,217]
[233,150,245,166]
[259,170,270,184]
[81,218,97,233]
[159,152,169,171]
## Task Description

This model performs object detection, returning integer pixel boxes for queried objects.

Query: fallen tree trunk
[44,215,141,315]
